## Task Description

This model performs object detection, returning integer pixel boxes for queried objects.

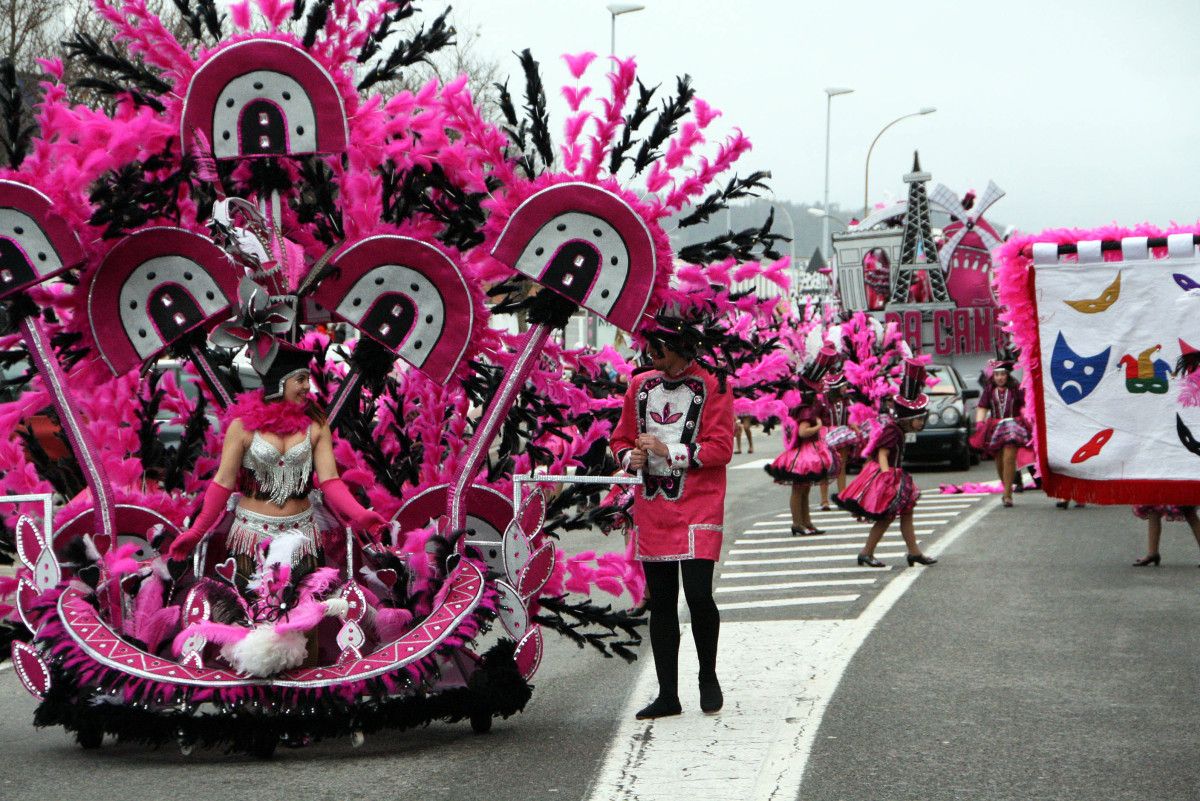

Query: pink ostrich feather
[692,97,722,128]
[561,85,593,112]
[580,56,638,182]
[562,52,598,79]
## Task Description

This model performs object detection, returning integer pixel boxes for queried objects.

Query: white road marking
[718,594,861,610]
[756,514,952,526]
[736,533,918,544]
[584,496,997,801]
[750,521,946,533]
[719,567,894,579]
[729,541,926,553]
[715,578,876,594]
[724,551,907,566]
[731,458,772,470]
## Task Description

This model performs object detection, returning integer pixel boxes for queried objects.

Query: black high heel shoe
[790,526,805,537]
[802,526,825,536]
[1133,553,1161,566]
[906,553,938,566]
[857,553,886,567]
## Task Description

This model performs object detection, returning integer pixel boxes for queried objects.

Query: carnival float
[0,0,791,756]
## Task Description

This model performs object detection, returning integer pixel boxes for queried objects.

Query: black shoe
[1133,553,1161,567]
[906,553,938,566]
[1055,500,1069,509]
[801,527,825,536]
[790,526,805,537]
[699,678,723,714]
[635,695,682,720]
[857,553,886,568]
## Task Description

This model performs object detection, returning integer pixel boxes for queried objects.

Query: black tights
[642,559,720,698]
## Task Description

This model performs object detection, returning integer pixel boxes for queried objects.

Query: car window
[926,368,958,395]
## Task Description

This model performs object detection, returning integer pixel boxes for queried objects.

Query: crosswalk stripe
[756,513,952,525]
[718,594,861,610]
[725,551,906,564]
[731,539,921,556]
[770,505,973,520]
[720,566,894,578]
[750,521,946,534]
[744,522,931,534]
[735,532,918,544]
[715,578,876,593]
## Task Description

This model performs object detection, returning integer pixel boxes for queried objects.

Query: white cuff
[665,443,691,470]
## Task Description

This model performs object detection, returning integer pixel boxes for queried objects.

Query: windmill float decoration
[929,180,1007,308]
[0,0,779,757]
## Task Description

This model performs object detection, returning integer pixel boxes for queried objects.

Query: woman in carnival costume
[836,359,938,568]
[817,370,860,511]
[0,0,794,754]
[765,347,840,536]
[971,359,1030,507]
[612,308,734,720]
[167,340,384,574]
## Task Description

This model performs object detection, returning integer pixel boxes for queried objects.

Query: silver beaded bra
[241,428,314,507]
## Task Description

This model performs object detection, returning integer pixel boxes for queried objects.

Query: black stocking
[642,559,720,698]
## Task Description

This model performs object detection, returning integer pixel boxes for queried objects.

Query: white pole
[822,92,832,261]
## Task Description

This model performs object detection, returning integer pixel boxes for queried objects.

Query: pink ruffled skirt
[765,437,839,485]
[833,462,920,522]
[1132,505,1194,522]
[988,418,1029,452]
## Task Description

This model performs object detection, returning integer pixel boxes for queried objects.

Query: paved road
[801,499,1200,801]
[6,434,1130,801]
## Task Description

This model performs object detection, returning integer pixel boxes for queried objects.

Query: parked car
[903,363,978,470]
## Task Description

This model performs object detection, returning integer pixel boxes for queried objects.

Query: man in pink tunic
[611,322,733,719]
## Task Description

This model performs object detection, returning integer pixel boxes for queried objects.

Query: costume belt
[227,506,319,561]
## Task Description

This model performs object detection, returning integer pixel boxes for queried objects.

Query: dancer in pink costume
[611,310,734,720]
[836,359,938,568]
[764,346,840,535]
[817,371,861,511]
[971,358,1030,507]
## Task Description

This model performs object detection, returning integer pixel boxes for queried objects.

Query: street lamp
[607,3,646,55]
[863,106,936,217]
[807,207,850,228]
[821,87,853,261]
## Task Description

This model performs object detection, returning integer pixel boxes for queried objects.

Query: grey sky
[454,0,1200,234]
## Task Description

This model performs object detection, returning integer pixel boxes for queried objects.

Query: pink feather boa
[223,391,314,436]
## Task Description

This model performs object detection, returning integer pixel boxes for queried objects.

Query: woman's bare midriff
[236,496,312,517]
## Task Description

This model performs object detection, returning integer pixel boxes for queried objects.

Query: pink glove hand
[322,478,384,530]
[168,481,233,561]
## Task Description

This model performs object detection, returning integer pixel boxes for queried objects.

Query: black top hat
[799,346,838,390]
[893,358,929,419]
[260,341,313,400]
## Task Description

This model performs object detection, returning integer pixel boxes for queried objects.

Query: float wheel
[250,733,278,760]
[469,709,492,734]
[76,726,104,750]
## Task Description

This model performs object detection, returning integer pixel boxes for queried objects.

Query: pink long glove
[168,482,233,561]
[321,478,385,531]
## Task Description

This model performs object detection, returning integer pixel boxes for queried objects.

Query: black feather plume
[0,60,34,169]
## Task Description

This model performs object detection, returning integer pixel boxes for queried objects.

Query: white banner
[1036,246,1200,482]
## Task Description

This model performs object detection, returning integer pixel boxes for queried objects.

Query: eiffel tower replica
[888,151,954,317]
